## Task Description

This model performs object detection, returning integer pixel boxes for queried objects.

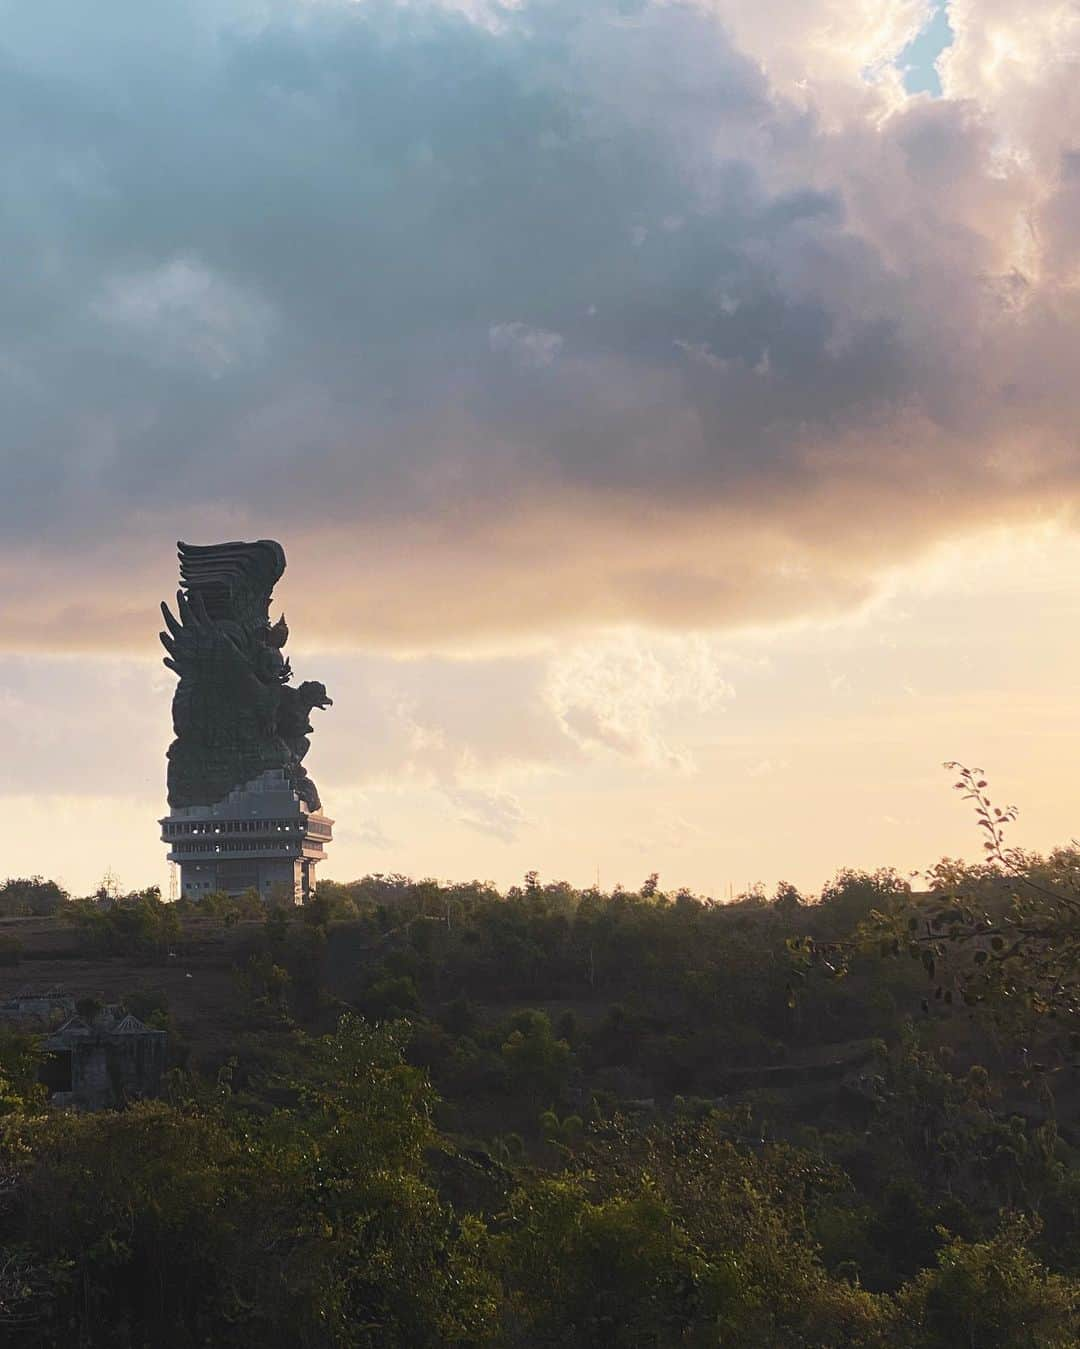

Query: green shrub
[892,1216,1080,1347]
[0,875,68,916]
[67,888,180,960]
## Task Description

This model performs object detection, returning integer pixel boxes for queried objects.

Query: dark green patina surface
[160,540,332,809]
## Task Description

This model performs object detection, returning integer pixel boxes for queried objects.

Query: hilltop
[2,853,1080,1345]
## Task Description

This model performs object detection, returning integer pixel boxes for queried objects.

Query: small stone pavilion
[0,992,167,1110]
[42,1008,167,1110]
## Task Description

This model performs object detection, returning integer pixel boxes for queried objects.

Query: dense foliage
[3,790,1080,1345]
[0,877,68,918]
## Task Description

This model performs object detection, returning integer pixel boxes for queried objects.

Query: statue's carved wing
[159,588,256,689]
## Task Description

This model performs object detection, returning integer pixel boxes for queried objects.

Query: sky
[2,0,1079,898]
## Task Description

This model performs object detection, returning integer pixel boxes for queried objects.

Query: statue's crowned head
[176,539,286,630]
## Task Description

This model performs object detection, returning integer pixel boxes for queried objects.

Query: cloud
[0,0,1078,655]
[748,758,788,778]
[0,655,165,798]
[0,631,729,835]
[546,631,733,767]
[444,783,531,842]
[91,258,274,377]
[621,808,705,857]
[489,321,564,368]
[341,818,395,849]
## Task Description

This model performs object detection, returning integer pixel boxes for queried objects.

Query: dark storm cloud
[1,0,1077,650]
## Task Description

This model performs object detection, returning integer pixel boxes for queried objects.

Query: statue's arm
[159,589,258,694]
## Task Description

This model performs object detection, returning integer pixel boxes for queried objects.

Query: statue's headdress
[177,539,286,628]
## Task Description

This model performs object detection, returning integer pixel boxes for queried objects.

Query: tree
[0,1030,46,1116]
[893,1216,1080,1347]
[66,887,180,959]
[501,1010,571,1102]
[0,1015,499,1347]
[0,876,68,917]
[878,766,1080,1024]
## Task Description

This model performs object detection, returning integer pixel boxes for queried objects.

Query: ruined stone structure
[0,988,76,1028]
[42,1008,167,1110]
[0,993,167,1110]
[158,540,333,902]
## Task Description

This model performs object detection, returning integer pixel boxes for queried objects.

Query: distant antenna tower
[168,861,178,904]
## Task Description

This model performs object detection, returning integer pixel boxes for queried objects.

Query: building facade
[161,767,333,904]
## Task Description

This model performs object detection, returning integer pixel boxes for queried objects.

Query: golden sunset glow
[2,0,1079,899]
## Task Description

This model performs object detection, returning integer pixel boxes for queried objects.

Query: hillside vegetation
[2,775,1080,1345]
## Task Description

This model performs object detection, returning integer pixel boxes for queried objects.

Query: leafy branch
[895,764,1080,1021]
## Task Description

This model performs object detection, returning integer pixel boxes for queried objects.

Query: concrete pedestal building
[161,768,333,904]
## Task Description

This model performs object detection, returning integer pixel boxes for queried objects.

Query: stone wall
[44,1011,168,1110]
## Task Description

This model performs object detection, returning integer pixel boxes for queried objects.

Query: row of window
[184,879,286,892]
[170,841,300,856]
[163,819,310,836]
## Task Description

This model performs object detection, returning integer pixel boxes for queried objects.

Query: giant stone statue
[158,540,333,903]
[160,540,331,809]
